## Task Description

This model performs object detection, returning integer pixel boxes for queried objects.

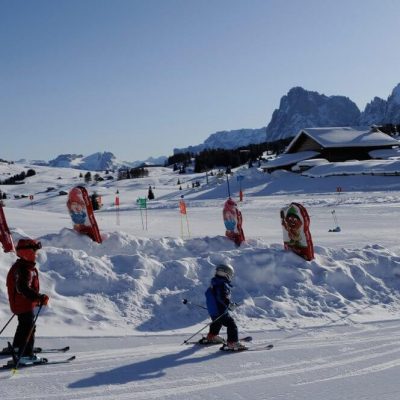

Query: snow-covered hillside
[1,163,400,399]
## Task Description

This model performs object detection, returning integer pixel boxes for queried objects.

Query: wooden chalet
[263,126,399,172]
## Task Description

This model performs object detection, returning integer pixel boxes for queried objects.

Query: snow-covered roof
[286,126,399,152]
[303,159,400,178]
[369,147,400,160]
[262,151,320,169]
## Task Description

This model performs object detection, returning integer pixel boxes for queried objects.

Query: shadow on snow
[69,345,224,388]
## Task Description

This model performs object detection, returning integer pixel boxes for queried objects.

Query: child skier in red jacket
[6,239,49,361]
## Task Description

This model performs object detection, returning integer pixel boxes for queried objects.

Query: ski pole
[226,175,231,197]
[0,314,15,336]
[182,299,243,312]
[185,214,191,238]
[182,309,228,345]
[182,298,207,310]
[12,304,43,372]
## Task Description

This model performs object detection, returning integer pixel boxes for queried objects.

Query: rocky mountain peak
[390,83,400,104]
[360,97,387,126]
[361,84,400,125]
[265,87,361,142]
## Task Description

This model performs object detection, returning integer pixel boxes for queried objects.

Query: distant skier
[6,239,49,362]
[204,264,247,351]
[148,186,155,200]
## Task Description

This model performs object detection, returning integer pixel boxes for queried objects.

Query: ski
[220,343,274,352]
[2,356,76,370]
[185,336,253,345]
[0,346,70,357]
[246,344,274,352]
[34,346,70,354]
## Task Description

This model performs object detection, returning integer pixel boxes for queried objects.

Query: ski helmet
[215,264,234,281]
[16,239,42,262]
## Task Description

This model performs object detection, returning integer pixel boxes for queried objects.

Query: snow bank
[1,230,400,336]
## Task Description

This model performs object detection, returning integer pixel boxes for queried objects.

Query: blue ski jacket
[205,276,232,318]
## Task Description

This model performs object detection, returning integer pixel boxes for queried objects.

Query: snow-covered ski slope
[1,162,400,399]
[2,325,400,400]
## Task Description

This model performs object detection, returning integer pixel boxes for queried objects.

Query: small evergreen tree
[84,172,92,183]
[91,192,100,211]
[94,173,101,182]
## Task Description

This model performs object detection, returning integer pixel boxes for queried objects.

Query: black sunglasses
[16,242,42,251]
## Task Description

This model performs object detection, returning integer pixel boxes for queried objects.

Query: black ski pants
[209,313,238,342]
[12,311,35,357]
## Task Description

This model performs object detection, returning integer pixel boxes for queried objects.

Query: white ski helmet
[215,264,234,281]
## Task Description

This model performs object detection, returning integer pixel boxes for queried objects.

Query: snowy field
[1,162,400,399]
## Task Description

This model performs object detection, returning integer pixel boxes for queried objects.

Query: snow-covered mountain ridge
[17,152,167,172]
[173,128,267,155]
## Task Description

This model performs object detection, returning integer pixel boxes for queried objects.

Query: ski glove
[228,302,239,311]
[39,294,49,306]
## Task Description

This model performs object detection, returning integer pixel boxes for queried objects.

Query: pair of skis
[0,345,70,357]
[187,335,274,352]
[1,344,75,370]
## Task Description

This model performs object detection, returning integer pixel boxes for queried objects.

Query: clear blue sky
[1,0,399,162]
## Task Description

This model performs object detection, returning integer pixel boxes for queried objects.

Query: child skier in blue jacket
[204,264,247,351]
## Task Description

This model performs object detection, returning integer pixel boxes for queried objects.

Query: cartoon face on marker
[224,210,237,231]
[69,202,87,225]
[285,207,303,242]
[67,188,88,225]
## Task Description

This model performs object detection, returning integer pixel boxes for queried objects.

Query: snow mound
[2,230,400,336]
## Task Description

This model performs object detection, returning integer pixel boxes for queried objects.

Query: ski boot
[198,334,225,345]
[18,355,47,366]
[220,341,248,352]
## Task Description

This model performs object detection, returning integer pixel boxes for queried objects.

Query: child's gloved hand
[39,294,49,306]
[228,302,238,311]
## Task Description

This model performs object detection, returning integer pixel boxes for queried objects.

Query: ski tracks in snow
[2,321,400,399]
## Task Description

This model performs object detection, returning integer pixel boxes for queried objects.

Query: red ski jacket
[7,258,41,314]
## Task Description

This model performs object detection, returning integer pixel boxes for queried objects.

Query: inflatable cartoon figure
[281,202,314,261]
[0,204,15,252]
[67,186,102,243]
[223,198,245,246]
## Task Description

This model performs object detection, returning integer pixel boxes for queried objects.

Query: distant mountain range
[173,128,268,155]
[17,84,400,172]
[174,83,400,154]
[18,152,167,172]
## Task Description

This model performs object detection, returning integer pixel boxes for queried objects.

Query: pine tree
[84,172,92,184]
[91,192,100,211]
